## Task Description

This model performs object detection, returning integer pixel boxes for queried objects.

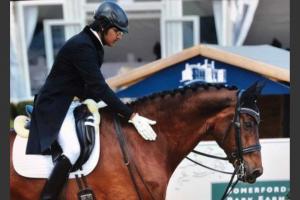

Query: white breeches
[57,101,81,165]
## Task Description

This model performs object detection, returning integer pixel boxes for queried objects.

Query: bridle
[187,89,261,199]
[228,89,261,171]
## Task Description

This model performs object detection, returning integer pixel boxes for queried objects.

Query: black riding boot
[40,155,72,200]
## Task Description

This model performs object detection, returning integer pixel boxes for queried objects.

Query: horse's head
[211,82,264,184]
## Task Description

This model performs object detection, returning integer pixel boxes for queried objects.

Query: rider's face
[103,27,124,47]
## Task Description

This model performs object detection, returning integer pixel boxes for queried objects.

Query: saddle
[12,99,103,179]
[22,102,96,171]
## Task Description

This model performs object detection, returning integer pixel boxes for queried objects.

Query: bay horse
[10,82,264,200]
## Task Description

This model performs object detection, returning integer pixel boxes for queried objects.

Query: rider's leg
[40,102,81,200]
[40,154,72,200]
[56,102,81,164]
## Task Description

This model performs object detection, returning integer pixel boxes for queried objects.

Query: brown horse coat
[10,84,263,200]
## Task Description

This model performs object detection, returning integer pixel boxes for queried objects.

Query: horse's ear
[242,81,265,101]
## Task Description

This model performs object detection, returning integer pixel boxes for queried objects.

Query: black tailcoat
[26,26,133,154]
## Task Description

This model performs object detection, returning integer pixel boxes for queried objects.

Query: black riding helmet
[94,1,128,33]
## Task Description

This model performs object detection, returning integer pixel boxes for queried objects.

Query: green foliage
[10,103,17,120]
[10,119,13,129]
[10,100,34,128]
[10,100,33,119]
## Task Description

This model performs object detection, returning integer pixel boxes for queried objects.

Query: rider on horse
[26,2,157,199]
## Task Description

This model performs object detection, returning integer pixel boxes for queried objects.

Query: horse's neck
[132,89,235,174]
[153,99,210,172]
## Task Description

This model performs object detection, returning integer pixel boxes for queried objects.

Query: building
[106,44,290,199]
[108,44,290,138]
[10,0,289,102]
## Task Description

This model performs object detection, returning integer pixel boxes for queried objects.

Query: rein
[186,89,261,200]
[113,114,156,200]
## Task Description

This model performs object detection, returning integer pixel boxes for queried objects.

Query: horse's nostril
[252,169,263,178]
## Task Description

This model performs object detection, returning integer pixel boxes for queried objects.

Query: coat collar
[83,26,103,51]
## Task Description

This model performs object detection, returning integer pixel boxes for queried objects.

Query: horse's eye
[243,121,255,129]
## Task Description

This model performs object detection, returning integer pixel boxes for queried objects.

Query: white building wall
[166,139,290,200]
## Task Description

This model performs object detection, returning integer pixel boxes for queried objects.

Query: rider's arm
[73,43,133,119]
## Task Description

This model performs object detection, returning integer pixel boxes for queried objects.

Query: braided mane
[129,83,237,106]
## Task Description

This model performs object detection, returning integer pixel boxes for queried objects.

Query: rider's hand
[128,113,157,141]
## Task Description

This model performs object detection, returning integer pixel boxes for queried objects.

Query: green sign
[212,180,290,200]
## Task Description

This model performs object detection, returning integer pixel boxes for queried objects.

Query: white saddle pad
[12,104,101,179]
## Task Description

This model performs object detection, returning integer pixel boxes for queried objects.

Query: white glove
[128,113,157,141]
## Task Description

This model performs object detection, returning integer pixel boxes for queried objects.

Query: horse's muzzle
[244,167,263,183]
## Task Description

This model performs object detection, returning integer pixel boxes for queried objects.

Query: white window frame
[13,0,192,99]
[162,16,200,57]
[43,20,82,72]
[83,1,163,13]
[14,0,65,98]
